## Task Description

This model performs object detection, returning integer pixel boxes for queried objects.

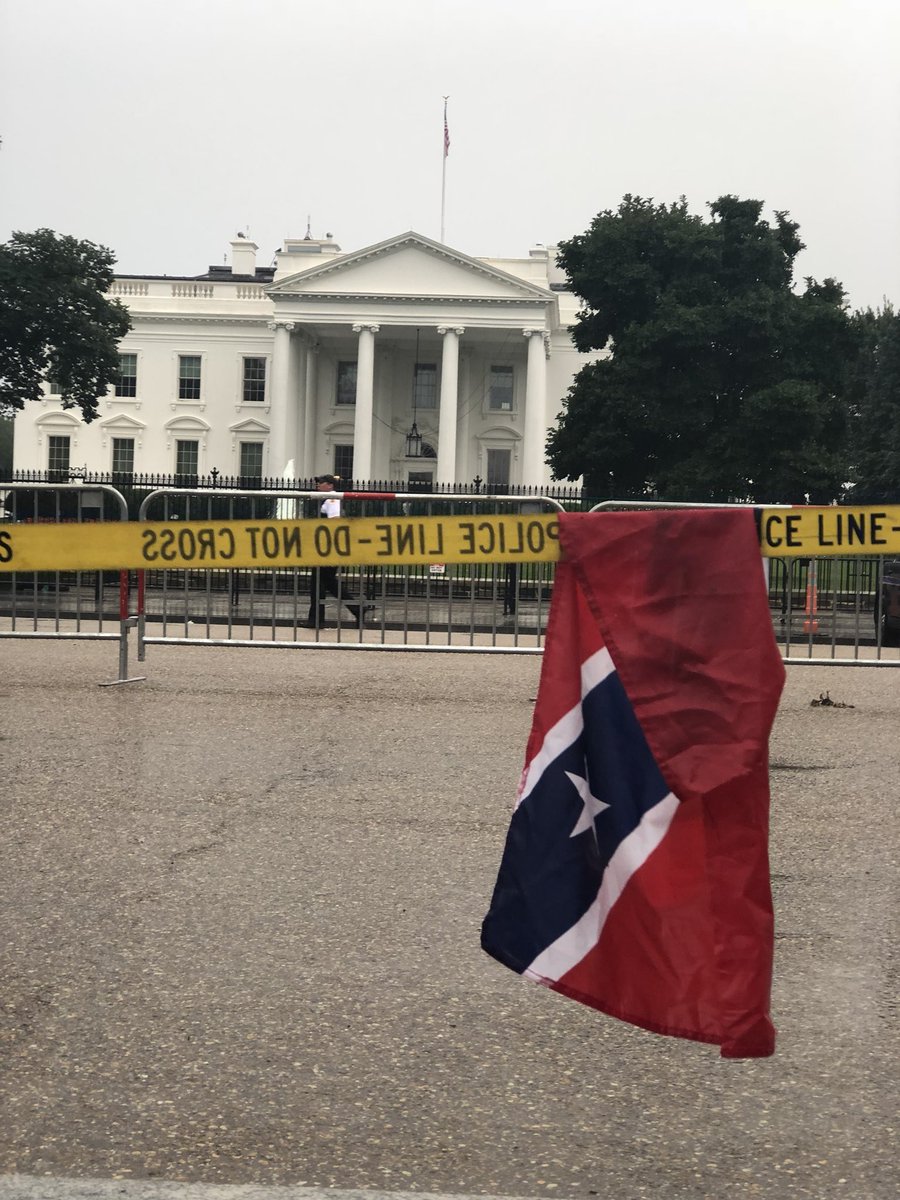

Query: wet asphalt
[0,641,896,1200]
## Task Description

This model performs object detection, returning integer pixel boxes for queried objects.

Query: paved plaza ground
[0,641,896,1199]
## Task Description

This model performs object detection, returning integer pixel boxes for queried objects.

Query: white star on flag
[565,771,610,838]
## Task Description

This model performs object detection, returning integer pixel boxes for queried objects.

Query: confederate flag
[481,509,785,1057]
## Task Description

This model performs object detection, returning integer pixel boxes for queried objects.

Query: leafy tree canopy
[0,228,131,423]
[847,305,900,502]
[547,195,857,503]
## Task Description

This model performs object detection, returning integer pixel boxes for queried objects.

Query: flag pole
[440,96,449,243]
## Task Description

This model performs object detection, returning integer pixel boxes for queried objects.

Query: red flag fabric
[481,508,785,1057]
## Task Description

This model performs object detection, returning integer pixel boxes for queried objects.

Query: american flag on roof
[443,98,450,157]
[481,509,785,1058]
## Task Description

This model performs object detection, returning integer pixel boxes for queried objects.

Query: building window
[488,366,514,412]
[336,361,357,406]
[175,439,199,476]
[111,437,135,474]
[115,353,138,397]
[486,448,511,488]
[46,377,61,396]
[333,444,354,480]
[48,435,71,475]
[239,441,264,481]
[413,363,437,409]
[242,357,266,403]
[178,355,202,400]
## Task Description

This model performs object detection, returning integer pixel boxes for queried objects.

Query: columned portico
[267,320,295,476]
[436,325,464,485]
[257,234,566,488]
[352,323,379,481]
[523,329,549,487]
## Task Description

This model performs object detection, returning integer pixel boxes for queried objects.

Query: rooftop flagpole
[440,96,450,243]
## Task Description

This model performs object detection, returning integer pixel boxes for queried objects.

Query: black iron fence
[5,469,590,515]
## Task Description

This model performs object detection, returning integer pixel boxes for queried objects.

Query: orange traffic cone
[803,560,819,634]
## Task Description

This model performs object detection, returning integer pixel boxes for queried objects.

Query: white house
[13,230,592,489]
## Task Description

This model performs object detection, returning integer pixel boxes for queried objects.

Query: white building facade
[13,231,591,489]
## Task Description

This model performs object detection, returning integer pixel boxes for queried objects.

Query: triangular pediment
[268,231,553,303]
[229,418,270,435]
[99,413,147,431]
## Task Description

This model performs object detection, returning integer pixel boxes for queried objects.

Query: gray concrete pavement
[0,641,897,1199]
[0,1180,536,1200]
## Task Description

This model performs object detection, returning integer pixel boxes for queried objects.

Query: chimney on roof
[230,236,258,277]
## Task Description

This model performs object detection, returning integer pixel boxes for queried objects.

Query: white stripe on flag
[516,647,614,808]
[523,791,680,983]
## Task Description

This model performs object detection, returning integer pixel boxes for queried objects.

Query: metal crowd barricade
[588,499,900,667]
[7,487,893,668]
[0,482,145,684]
[135,488,567,657]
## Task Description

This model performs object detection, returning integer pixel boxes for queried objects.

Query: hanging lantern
[405,328,423,457]
[405,420,423,458]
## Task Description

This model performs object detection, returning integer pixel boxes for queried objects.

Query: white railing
[109,281,149,297]
[108,280,271,302]
[171,283,215,299]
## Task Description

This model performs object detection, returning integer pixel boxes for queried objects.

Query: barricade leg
[803,559,819,634]
[99,571,146,686]
[137,570,147,663]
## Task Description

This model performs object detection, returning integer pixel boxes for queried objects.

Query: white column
[291,335,307,480]
[457,351,471,483]
[523,329,549,488]
[302,342,319,479]
[436,325,464,485]
[267,320,294,477]
[282,333,301,480]
[352,323,379,482]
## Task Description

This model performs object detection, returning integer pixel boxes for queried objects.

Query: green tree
[547,195,857,503]
[0,229,131,423]
[848,306,900,501]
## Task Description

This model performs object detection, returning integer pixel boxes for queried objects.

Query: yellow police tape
[759,505,900,557]
[0,514,562,571]
[1,507,898,572]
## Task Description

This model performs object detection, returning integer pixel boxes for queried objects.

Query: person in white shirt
[305,474,373,629]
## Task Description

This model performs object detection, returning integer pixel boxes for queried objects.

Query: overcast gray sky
[1,0,897,311]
